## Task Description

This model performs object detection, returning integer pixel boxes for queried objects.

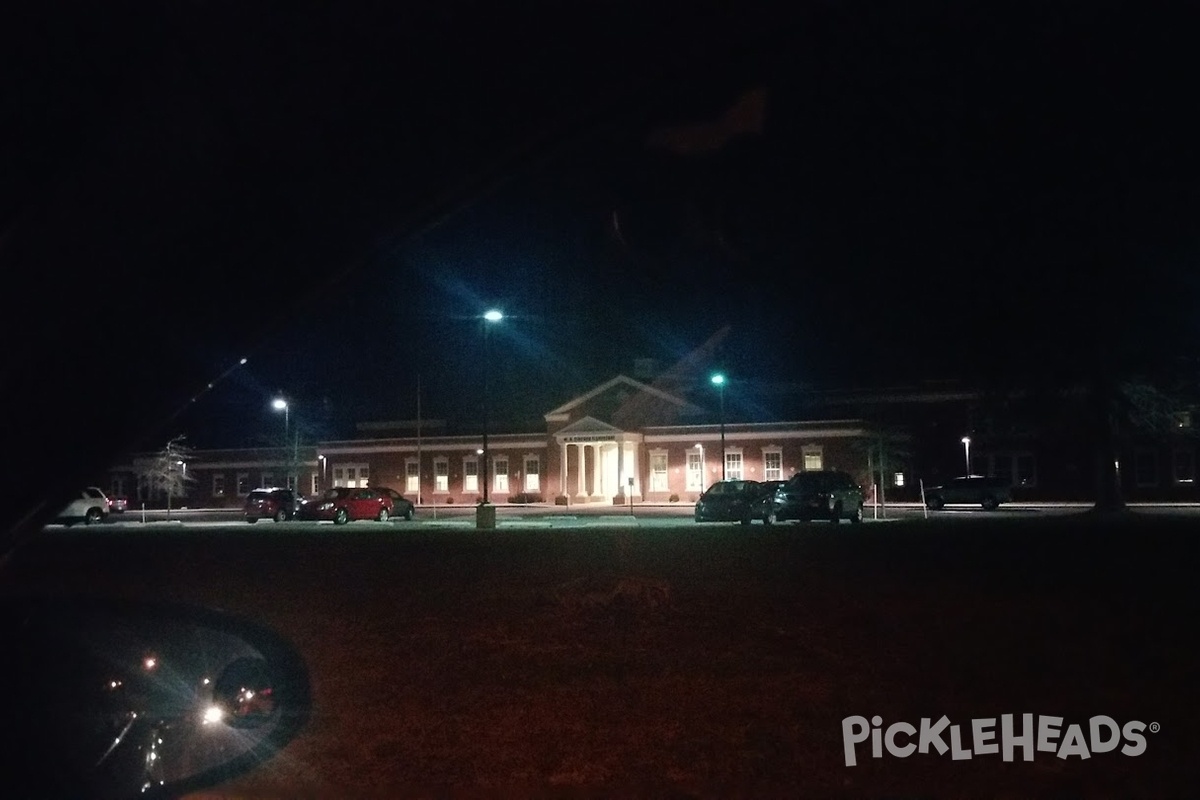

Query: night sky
[6,2,1200,452]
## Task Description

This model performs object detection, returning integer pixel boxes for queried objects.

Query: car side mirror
[1,596,311,799]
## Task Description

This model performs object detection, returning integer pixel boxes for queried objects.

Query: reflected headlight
[318,502,334,511]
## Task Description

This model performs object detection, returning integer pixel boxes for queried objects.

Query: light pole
[478,309,503,528]
[711,373,726,480]
[273,397,297,489]
[961,436,971,475]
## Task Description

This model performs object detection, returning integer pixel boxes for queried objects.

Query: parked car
[243,487,300,523]
[376,487,416,521]
[759,470,865,525]
[924,475,1012,510]
[694,479,763,524]
[297,487,394,524]
[107,495,128,513]
[55,487,110,526]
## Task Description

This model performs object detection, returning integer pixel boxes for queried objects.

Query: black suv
[923,476,1011,510]
[244,487,299,523]
[758,470,865,525]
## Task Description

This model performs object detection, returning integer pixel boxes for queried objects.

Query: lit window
[802,446,823,471]
[406,460,420,493]
[686,451,704,491]
[893,472,905,487]
[763,449,783,481]
[463,458,478,492]
[434,458,449,492]
[494,458,509,493]
[724,451,743,480]
[524,457,540,492]
[650,453,668,492]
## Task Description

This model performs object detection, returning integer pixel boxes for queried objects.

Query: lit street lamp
[711,373,726,480]
[961,436,971,475]
[478,309,503,528]
[273,397,298,490]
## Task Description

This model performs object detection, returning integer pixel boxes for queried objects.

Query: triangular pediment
[545,375,694,418]
[554,416,625,436]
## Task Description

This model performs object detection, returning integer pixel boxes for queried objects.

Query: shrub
[555,494,570,506]
[507,492,544,504]
[446,496,455,504]
[669,493,680,502]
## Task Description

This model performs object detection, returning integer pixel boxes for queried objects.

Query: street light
[478,309,503,527]
[272,397,297,489]
[961,436,971,475]
[711,373,726,480]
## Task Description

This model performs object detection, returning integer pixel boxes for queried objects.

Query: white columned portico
[560,441,568,498]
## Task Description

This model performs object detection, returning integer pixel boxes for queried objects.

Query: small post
[919,479,928,519]
[141,503,146,524]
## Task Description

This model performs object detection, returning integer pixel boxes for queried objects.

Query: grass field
[3,513,1198,798]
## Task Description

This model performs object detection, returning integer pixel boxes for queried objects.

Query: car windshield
[5,4,1200,797]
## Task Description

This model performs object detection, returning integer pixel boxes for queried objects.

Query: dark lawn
[2,514,1198,798]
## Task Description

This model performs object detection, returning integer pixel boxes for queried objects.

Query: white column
[617,439,625,496]
[576,444,586,497]
[560,441,567,499]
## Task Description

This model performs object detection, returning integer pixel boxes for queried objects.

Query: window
[406,460,420,493]
[894,472,905,487]
[970,456,988,476]
[1135,450,1158,487]
[260,473,275,489]
[524,456,540,492]
[463,457,478,492]
[686,451,704,491]
[1016,454,1037,487]
[310,473,320,495]
[725,450,743,480]
[649,452,668,492]
[494,458,509,493]
[1174,449,1194,484]
[762,449,782,481]
[802,445,823,471]
[434,457,449,492]
[212,474,225,497]
[1175,411,1193,429]
[111,476,126,497]
[236,473,250,496]
[334,464,370,488]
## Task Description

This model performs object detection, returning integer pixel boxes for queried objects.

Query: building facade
[104,375,1200,508]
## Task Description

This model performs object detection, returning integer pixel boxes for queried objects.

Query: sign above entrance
[562,434,617,443]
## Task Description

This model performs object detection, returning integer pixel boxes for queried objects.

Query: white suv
[56,486,110,526]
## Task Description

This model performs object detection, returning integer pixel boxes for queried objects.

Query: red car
[297,487,394,525]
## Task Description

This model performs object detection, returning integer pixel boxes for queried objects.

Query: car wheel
[740,513,751,525]
[246,517,258,524]
[764,509,777,526]
[404,506,414,521]
[377,507,390,523]
[85,508,104,525]
[981,496,999,511]
[333,508,349,525]
[829,501,842,524]
[850,503,864,524]
[926,496,944,511]
[273,509,288,523]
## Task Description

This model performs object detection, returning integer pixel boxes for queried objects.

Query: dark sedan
[694,480,763,524]
[924,476,1012,510]
[297,487,394,524]
[377,487,416,521]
